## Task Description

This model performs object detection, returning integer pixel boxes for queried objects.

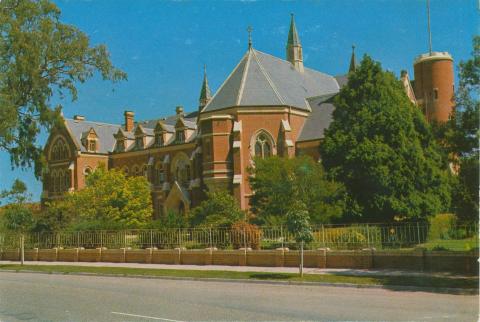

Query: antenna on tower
[427,0,432,55]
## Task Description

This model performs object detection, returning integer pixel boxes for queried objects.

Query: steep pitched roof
[202,48,340,112]
[65,119,121,154]
[297,93,337,142]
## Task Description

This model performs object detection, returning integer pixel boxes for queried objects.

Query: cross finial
[203,64,207,75]
[247,25,253,49]
[352,44,355,52]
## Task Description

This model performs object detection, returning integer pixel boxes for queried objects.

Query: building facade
[41,15,454,217]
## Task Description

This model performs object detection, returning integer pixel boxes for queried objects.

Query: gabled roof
[297,93,337,142]
[65,119,121,154]
[202,48,340,112]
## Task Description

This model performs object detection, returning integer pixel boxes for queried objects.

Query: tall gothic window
[255,133,272,159]
[51,138,69,161]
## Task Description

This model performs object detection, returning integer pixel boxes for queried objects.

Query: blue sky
[0,0,477,201]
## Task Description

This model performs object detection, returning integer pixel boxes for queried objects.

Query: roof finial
[247,25,253,49]
[349,44,356,73]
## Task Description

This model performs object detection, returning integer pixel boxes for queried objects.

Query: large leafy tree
[0,0,126,175]
[320,56,452,222]
[249,156,345,225]
[189,191,245,228]
[38,167,153,230]
[439,36,479,222]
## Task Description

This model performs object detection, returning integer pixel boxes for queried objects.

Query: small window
[116,140,125,152]
[136,137,144,149]
[176,131,185,143]
[88,140,96,152]
[155,133,163,146]
[433,88,439,100]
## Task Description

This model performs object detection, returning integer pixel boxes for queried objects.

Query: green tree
[0,179,34,264]
[286,201,313,277]
[320,55,452,222]
[442,36,479,222]
[249,156,345,225]
[0,0,126,176]
[41,166,153,230]
[189,191,245,228]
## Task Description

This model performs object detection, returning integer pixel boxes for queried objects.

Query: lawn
[420,237,479,251]
[0,264,477,291]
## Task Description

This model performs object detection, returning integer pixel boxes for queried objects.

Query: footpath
[0,260,474,279]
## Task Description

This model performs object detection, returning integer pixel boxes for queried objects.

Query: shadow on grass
[249,273,294,280]
[328,269,479,295]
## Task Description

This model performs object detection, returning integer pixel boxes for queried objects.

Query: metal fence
[0,222,477,251]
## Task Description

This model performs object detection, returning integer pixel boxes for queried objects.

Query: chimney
[176,106,184,116]
[124,111,134,132]
[73,115,85,121]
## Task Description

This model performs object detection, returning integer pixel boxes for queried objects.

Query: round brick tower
[413,52,455,123]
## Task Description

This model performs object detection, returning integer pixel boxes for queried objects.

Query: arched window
[142,165,148,178]
[50,137,69,161]
[84,167,92,182]
[254,132,273,159]
[122,166,129,176]
[65,170,71,191]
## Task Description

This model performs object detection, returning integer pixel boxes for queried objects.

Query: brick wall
[2,248,477,274]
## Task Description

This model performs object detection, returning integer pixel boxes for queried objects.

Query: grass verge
[0,264,477,290]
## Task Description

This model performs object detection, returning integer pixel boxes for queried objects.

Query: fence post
[281,226,284,249]
[77,231,80,249]
[209,226,212,249]
[150,230,153,249]
[366,224,370,248]
[417,222,421,244]
[178,228,181,248]
[322,225,325,248]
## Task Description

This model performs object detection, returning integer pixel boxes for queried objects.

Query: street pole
[300,241,304,277]
[20,234,24,266]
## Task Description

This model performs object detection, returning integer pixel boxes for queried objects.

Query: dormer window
[155,133,164,146]
[88,139,97,152]
[116,140,125,152]
[135,136,144,149]
[176,130,185,143]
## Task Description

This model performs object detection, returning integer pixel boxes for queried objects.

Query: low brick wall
[1,248,477,274]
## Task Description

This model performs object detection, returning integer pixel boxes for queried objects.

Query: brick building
[41,15,454,217]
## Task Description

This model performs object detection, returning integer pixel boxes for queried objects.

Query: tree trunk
[300,241,304,277]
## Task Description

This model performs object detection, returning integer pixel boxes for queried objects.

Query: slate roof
[297,93,337,142]
[138,111,197,130]
[202,48,340,112]
[334,75,349,88]
[65,119,121,154]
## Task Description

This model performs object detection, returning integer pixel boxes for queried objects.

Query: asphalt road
[0,272,477,321]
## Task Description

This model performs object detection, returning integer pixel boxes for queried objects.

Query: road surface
[0,272,477,321]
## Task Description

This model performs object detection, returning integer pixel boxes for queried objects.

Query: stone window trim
[249,129,276,159]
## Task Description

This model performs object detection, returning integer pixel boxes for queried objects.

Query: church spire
[349,44,356,73]
[286,13,304,72]
[199,64,211,111]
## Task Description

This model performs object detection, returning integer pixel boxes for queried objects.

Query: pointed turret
[349,45,356,73]
[286,14,304,72]
[198,65,212,111]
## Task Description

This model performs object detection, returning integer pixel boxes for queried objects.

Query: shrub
[231,221,261,250]
[428,213,457,240]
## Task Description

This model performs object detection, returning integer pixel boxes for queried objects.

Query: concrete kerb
[0,268,477,296]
